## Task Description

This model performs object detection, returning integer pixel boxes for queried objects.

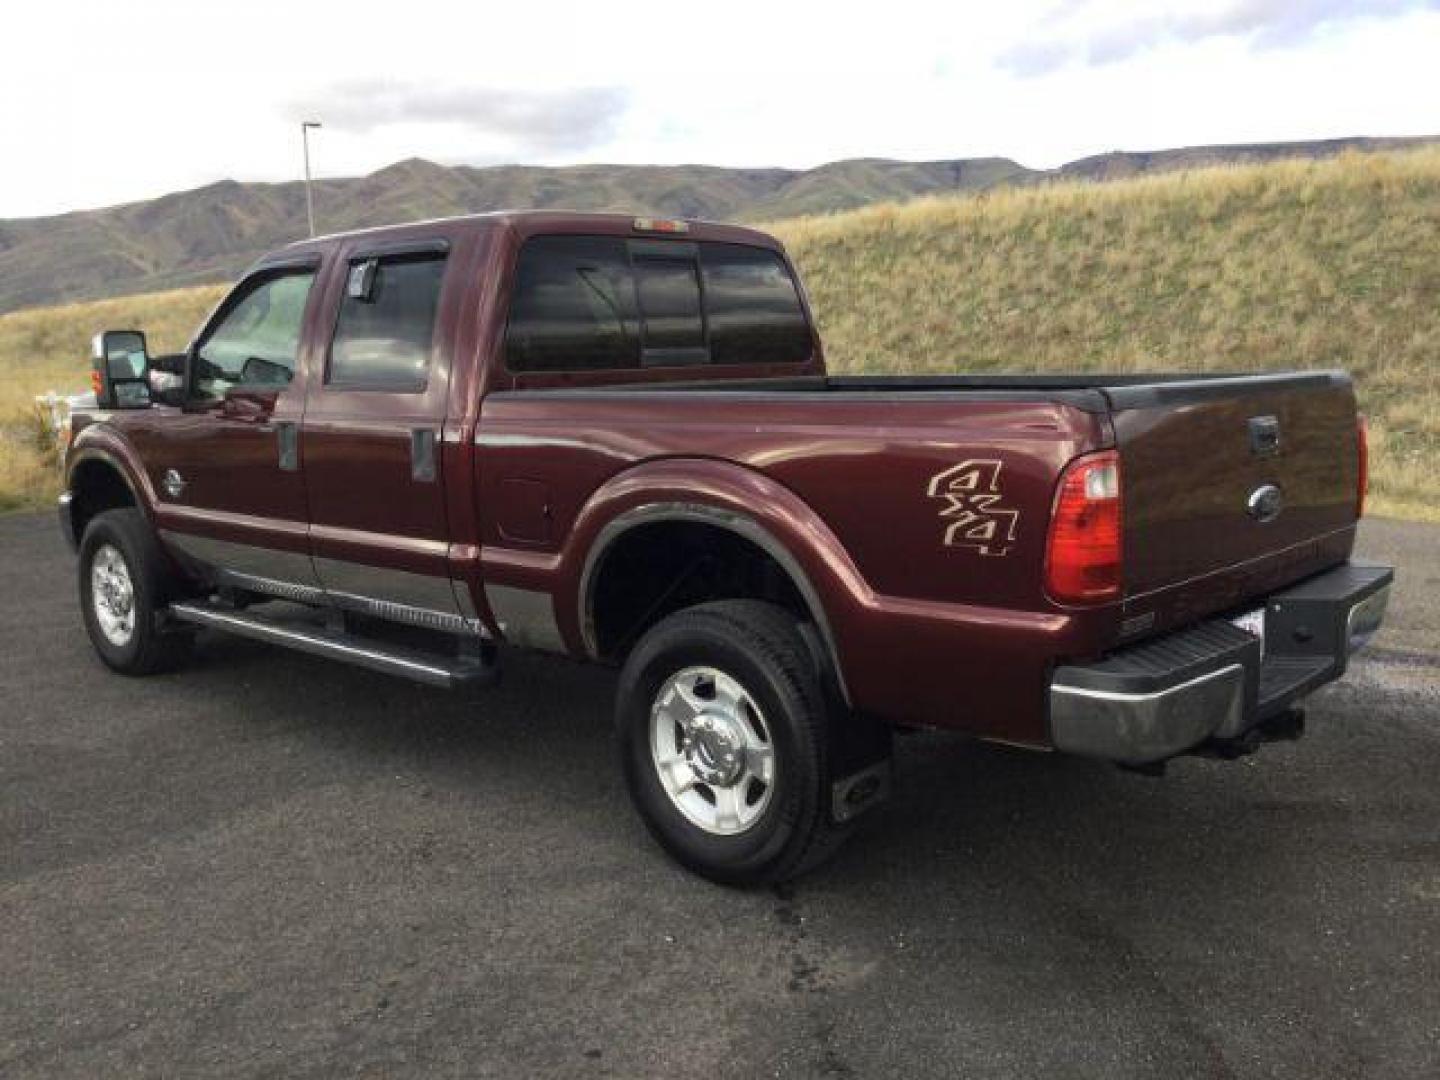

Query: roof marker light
[633,217,689,234]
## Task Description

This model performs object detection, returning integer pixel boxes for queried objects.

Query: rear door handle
[276,421,299,472]
[411,428,436,483]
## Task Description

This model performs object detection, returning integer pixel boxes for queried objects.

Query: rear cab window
[504,234,812,376]
[504,237,638,373]
[633,247,706,367]
[701,244,814,367]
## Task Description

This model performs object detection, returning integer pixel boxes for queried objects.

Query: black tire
[78,508,193,676]
[616,600,864,885]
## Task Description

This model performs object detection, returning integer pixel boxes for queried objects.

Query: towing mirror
[90,330,153,409]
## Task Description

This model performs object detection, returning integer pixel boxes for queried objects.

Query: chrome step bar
[168,600,496,689]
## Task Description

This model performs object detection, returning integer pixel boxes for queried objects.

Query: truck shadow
[186,632,1314,909]
[46,618,1417,1070]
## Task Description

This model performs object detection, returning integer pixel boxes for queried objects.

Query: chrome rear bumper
[1049,562,1392,765]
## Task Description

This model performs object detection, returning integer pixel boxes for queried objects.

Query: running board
[168,600,496,689]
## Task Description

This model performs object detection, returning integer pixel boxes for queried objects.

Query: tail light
[1045,450,1122,604]
[1356,414,1369,519]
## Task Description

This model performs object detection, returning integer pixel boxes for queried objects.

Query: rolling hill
[0,157,1032,314]
[1,136,1431,314]
[2,144,1436,520]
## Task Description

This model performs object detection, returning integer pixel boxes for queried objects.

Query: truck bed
[539,368,1333,390]
[492,367,1359,638]
[524,369,1340,408]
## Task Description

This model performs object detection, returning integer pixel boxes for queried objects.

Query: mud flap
[795,620,895,824]
[831,758,892,824]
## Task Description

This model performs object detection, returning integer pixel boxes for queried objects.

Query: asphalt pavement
[1,512,1436,1079]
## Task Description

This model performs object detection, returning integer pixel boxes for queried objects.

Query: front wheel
[616,600,864,885]
[78,508,192,676]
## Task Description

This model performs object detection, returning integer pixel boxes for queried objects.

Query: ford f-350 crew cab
[60,211,1392,883]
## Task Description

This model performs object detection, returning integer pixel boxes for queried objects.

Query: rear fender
[561,458,874,704]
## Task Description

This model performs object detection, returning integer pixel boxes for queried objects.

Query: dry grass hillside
[0,286,225,510]
[9,136,1423,315]
[1,146,1435,519]
[778,147,1438,520]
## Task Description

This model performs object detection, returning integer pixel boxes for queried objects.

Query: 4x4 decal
[926,460,1020,556]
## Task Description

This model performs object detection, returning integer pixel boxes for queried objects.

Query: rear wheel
[616,600,877,885]
[78,509,192,675]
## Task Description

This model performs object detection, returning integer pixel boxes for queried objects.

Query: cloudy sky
[2,0,1436,218]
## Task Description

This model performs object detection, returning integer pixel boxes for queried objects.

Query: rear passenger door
[301,239,466,625]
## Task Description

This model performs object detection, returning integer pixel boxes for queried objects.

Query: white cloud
[1000,0,1440,75]
[0,0,1435,218]
[286,82,630,154]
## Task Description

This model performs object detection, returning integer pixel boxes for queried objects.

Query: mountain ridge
[0,135,1431,314]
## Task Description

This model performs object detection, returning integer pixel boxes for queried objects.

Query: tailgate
[1109,372,1361,628]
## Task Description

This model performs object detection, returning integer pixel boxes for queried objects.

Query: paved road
[1,512,1436,1079]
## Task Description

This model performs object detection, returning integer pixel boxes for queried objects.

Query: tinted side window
[634,257,706,367]
[328,255,446,391]
[505,237,639,372]
[701,245,811,366]
[196,270,315,397]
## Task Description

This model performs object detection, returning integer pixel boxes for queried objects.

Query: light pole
[301,120,322,237]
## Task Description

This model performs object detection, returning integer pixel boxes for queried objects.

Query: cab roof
[286,210,782,255]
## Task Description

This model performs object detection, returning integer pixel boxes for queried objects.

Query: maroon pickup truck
[60,211,1392,883]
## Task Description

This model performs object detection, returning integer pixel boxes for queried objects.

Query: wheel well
[70,459,137,538]
[589,521,813,663]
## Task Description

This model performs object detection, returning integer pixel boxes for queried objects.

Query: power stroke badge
[926,460,1020,556]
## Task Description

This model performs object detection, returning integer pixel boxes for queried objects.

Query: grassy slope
[775,147,1439,521]
[0,286,226,510]
[1,147,1435,518]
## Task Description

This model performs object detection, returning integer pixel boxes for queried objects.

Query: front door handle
[1248,415,1281,457]
[162,468,186,500]
[411,428,437,483]
[276,421,299,472]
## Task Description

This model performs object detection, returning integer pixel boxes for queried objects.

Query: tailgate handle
[1248,415,1281,457]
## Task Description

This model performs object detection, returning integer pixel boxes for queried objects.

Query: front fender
[66,423,158,520]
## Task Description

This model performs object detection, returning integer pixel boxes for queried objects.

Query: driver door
[144,254,327,591]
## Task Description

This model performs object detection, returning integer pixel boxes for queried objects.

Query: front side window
[328,254,447,391]
[195,270,315,398]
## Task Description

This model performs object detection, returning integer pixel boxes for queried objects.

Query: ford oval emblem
[1247,483,1284,523]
